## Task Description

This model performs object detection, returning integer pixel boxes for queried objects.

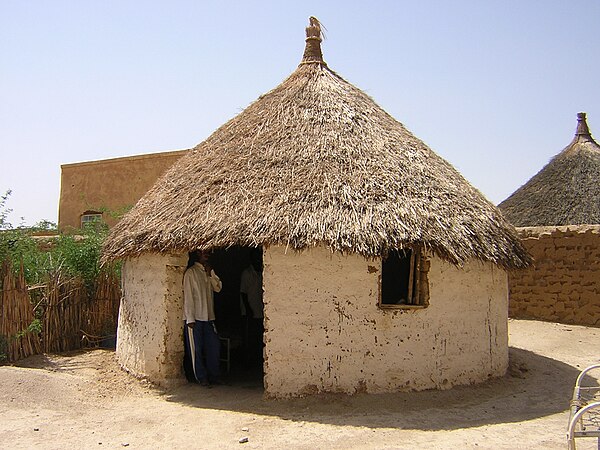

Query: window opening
[380,248,428,308]
[80,212,102,229]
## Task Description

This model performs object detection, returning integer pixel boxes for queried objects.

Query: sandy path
[1,319,599,449]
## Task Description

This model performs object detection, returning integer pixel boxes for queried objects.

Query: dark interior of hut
[209,246,264,387]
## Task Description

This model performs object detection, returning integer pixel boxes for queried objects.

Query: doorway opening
[210,245,264,388]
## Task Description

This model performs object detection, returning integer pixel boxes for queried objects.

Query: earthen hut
[499,113,600,327]
[103,18,530,397]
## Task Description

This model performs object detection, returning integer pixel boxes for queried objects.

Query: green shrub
[52,222,117,291]
[1,190,119,288]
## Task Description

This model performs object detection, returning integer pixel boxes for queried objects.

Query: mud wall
[116,252,187,386]
[508,225,600,326]
[263,246,508,398]
[115,247,508,394]
[59,150,187,230]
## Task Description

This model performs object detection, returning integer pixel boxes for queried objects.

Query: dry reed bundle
[0,259,42,362]
[42,270,87,353]
[103,17,530,270]
[499,113,600,227]
[0,259,121,361]
[81,271,121,346]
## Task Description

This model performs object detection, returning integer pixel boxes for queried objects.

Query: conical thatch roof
[103,18,529,269]
[499,113,600,227]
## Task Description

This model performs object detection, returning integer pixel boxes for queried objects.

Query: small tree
[0,190,12,230]
[0,191,40,283]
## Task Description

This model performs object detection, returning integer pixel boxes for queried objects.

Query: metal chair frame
[567,364,600,449]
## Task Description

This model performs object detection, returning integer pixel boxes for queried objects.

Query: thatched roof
[499,113,600,227]
[103,18,529,269]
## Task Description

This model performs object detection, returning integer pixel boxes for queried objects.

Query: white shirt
[240,265,263,319]
[183,263,222,323]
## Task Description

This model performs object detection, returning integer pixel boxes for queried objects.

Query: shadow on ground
[164,347,582,431]
[12,350,107,373]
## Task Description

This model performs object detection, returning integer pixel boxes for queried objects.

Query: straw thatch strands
[499,113,600,227]
[103,17,528,270]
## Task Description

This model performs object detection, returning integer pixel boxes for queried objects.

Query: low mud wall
[508,225,600,326]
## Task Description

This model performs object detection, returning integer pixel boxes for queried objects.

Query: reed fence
[0,260,42,361]
[0,258,121,363]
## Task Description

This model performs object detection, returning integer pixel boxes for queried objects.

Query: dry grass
[103,17,529,270]
[499,112,600,227]
[0,260,41,361]
[0,259,121,362]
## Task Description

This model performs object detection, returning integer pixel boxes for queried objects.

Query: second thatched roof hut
[103,18,529,397]
[500,113,600,327]
[499,113,600,227]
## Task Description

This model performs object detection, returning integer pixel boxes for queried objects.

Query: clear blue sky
[1,1,599,226]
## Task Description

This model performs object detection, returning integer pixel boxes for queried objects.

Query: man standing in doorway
[183,250,222,386]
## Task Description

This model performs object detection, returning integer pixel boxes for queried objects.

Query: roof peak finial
[300,16,327,66]
[575,112,591,136]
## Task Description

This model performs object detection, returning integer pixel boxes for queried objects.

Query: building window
[379,248,429,308]
[80,212,102,229]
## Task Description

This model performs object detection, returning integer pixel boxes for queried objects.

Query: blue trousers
[184,320,220,382]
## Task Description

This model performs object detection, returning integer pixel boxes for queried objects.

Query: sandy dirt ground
[1,319,599,450]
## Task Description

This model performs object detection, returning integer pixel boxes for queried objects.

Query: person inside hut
[183,250,223,386]
[239,248,264,366]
